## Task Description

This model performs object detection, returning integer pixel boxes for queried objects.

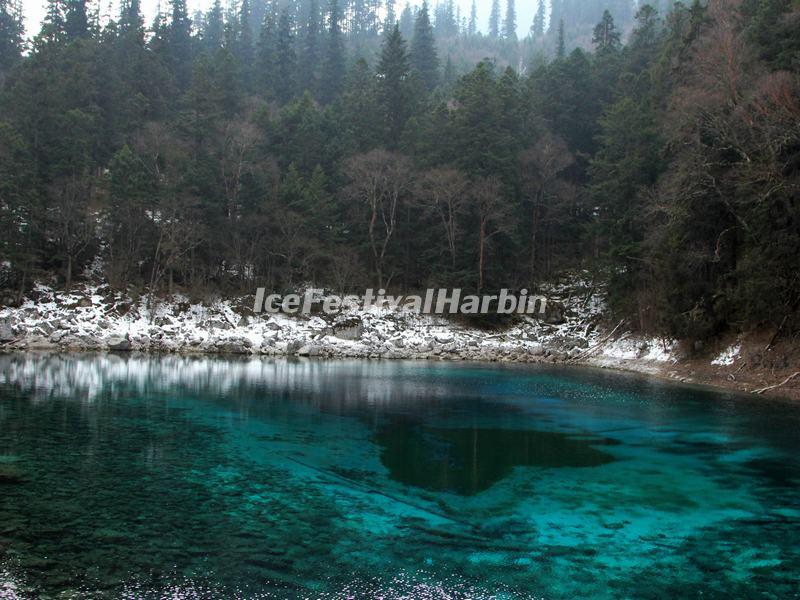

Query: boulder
[528,343,545,356]
[107,336,132,351]
[297,344,322,357]
[0,318,14,342]
[539,300,566,325]
[216,341,250,354]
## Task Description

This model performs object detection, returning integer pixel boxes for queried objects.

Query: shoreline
[1,344,796,403]
[2,282,797,402]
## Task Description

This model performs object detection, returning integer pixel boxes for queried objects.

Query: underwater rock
[0,466,23,485]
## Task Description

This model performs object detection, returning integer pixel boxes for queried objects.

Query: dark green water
[0,354,799,599]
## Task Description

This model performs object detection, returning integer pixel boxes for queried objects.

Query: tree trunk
[478,218,486,292]
[66,254,73,291]
[530,198,539,284]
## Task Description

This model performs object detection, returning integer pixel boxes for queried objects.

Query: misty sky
[20,0,544,40]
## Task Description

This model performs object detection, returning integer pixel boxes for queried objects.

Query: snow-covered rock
[0,275,685,373]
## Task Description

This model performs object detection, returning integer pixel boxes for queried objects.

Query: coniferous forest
[0,0,798,340]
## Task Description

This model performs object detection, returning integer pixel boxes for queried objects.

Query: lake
[0,354,798,598]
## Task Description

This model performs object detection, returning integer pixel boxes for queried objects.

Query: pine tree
[385,0,396,30]
[237,0,254,85]
[65,0,89,40]
[204,0,224,51]
[398,2,413,39]
[320,0,345,102]
[119,0,144,38]
[630,4,659,49]
[39,0,67,45]
[410,1,438,91]
[0,0,25,72]
[488,0,500,38]
[530,0,545,39]
[299,0,320,95]
[339,58,381,152]
[557,18,565,58]
[443,54,456,86]
[468,0,477,36]
[377,24,410,144]
[256,2,277,95]
[592,9,621,54]
[168,0,193,88]
[275,8,296,102]
[503,0,516,41]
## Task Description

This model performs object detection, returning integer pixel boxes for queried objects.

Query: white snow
[0,273,679,374]
[712,344,741,366]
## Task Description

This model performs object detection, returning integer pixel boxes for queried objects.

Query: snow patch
[712,344,741,366]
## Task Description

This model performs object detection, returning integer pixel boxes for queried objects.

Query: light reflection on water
[0,353,799,598]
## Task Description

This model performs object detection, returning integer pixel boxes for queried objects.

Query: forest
[0,0,798,340]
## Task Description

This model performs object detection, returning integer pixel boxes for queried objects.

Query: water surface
[0,354,798,598]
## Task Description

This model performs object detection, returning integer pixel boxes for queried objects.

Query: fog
[20,0,545,40]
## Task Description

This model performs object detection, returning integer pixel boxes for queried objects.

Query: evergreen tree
[630,4,659,50]
[592,9,621,54]
[238,0,254,63]
[376,24,410,145]
[39,0,67,45]
[256,2,277,95]
[398,2,413,39]
[203,0,224,52]
[338,58,381,152]
[65,0,89,40]
[0,0,24,72]
[320,0,345,102]
[530,0,545,39]
[275,8,296,102]
[443,54,456,86]
[556,18,565,58]
[503,0,516,41]
[299,0,320,94]
[488,0,500,38]
[385,0,396,30]
[167,0,193,88]
[468,0,477,36]
[119,0,143,38]
[410,1,438,91]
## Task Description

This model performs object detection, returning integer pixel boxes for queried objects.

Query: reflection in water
[0,352,799,598]
[376,424,617,495]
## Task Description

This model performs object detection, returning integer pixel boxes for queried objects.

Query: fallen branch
[570,319,626,362]
[765,315,788,352]
[752,371,800,395]
[728,362,747,381]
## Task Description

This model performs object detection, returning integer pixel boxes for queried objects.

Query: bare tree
[345,149,411,288]
[48,176,96,290]
[471,176,512,292]
[221,120,260,221]
[148,195,204,308]
[414,168,469,271]
[520,133,574,283]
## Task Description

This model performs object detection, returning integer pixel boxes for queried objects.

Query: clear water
[0,354,799,599]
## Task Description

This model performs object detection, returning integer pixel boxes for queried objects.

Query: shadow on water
[375,420,617,495]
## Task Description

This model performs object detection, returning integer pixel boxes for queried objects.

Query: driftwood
[752,371,800,395]
[570,319,626,362]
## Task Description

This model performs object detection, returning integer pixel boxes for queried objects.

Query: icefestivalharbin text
[253,288,549,316]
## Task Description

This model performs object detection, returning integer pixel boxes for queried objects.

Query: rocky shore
[0,281,668,363]
[1,281,796,400]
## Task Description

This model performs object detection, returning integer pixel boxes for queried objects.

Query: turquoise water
[0,354,799,598]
